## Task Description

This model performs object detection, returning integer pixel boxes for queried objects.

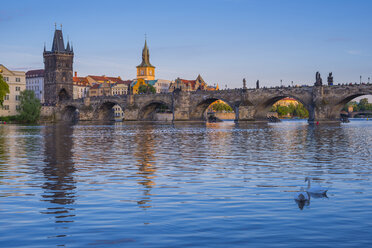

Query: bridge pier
[310,106,341,123]
[234,105,256,122]
[309,86,342,123]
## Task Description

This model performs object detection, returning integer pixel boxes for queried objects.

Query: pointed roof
[66,41,71,52]
[196,74,205,83]
[51,29,65,52]
[137,39,154,68]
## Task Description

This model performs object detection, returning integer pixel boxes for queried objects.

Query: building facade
[273,97,299,107]
[169,75,208,92]
[43,27,74,105]
[26,69,44,103]
[111,80,131,96]
[153,79,172,93]
[73,74,90,99]
[88,83,111,97]
[0,64,26,116]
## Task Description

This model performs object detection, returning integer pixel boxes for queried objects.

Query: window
[4,95,9,100]
[3,105,9,110]
[140,70,144,75]
[4,77,9,82]
[16,105,20,110]
[15,86,21,91]
[16,77,20,82]
[15,95,20,101]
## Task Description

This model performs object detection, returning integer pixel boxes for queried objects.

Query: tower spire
[66,41,71,52]
[51,26,66,52]
[137,38,153,67]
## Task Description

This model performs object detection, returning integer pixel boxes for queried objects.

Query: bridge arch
[95,100,124,121]
[332,90,372,119]
[190,97,237,121]
[138,100,173,121]
[61,105,80,122]
[254,95,314,121]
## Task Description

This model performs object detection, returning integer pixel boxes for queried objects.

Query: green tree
[293,103,309,118]
[357,98,372,111]
[211,101,233,112]
[277,105,289,117]
[358,98,369,111]
[18,90,41,123]
[138,84,156,94]
[0,74,10,106]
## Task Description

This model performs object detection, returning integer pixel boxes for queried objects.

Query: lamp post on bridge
[368,77,370,84]
[280,79,282,87]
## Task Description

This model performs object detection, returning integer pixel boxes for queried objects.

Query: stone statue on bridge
[256,80,260,89]
[327,72,333,86]
[315,71,323,86]
[243,78,247,90]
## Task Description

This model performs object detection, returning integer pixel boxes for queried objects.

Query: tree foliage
[271,102,309,118]
[18,90,41,123]
[344,98,372,112]
[210,101,233,112]
[138,84,156,94]
[0,74,10,106]
[357,98,372,111]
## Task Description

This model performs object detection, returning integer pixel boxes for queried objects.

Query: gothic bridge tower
[43,26,74,105]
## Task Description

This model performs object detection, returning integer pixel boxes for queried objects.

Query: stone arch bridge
[48,84,372,123]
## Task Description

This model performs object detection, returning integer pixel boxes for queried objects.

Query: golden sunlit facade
[273,97,299,107]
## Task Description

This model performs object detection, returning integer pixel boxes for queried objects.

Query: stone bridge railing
[44,83,372,123]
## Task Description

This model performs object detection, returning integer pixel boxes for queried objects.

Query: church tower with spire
[43,25,74,105]
[136,39,155,80]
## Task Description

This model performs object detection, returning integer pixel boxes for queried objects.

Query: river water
[0,120,371,247]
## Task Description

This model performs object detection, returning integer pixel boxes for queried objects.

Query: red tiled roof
[88,75,127,84]
[106,76,122,81]
[73,77,90,86]
[179,79,197,90]
[26,69,44,77]
[88,75,109,81]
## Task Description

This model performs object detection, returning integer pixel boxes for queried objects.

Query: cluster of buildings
[0,26,220,117]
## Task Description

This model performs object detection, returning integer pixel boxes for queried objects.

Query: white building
[155,79,172,93]
[73,75,90,99]
[0,64,26,116]
[111,80,131,96]
[26,69,44,103]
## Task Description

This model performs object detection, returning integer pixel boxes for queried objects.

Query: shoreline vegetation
[0,90,41,124]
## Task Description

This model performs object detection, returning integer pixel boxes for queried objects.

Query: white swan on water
[305,177,328,195]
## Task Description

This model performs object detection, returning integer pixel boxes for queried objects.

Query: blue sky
[1,0,372,89]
